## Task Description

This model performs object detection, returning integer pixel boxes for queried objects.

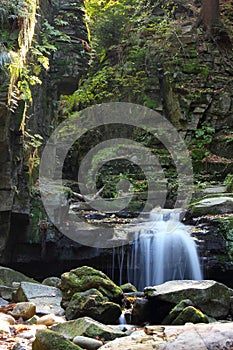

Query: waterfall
[115,208,202,291]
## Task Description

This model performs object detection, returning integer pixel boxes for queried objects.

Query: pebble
[0,312,16,325]
[0,319,10,334]
[36,313,65,326]
[73,335,103,350]
[10,302,36,320]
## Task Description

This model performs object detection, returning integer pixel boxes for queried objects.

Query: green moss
[172,306,209,325]
[61,266,123,303]
[181,60,201,74]
[217,217,233,261]
[32,329,82,350]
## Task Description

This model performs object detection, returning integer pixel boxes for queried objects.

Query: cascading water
[114,208,202,291]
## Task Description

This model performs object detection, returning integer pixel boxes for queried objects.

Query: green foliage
[189,123,215,161]
[24,131,43,184]
[224,174,233,192]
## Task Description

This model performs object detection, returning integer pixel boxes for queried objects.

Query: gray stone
[14,282,64,315]
[145,280,231,319]
[42,277,61,288]
[0,266,37,287]
[120,283,137,293]
[51,316,126,341]
[190,195,233,216]
[73,335,103,349]
[0,285,14,300]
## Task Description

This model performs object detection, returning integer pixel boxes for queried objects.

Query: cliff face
[0,0,89,264]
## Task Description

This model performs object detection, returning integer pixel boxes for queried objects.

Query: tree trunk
[199,0,220,34]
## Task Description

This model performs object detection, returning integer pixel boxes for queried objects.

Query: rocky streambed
[1,265,233,349]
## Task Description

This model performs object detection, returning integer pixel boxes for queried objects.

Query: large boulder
[32,329,82,350]
[14,282,64,315]
[65,288,121,324]
[190,195,233,217]
[0,266,37,300]
[60,266,123,306]
[51,316,126,341]
[144,280,231,319]
[0,266,37,287]
[98,323,233,350]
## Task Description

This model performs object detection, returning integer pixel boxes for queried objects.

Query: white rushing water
[114,208,203,291]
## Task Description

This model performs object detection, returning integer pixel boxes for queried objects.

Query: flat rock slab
[190,195,233,216]
[15,282,64,315]
[99,323,233,349]
[51,316,126,341]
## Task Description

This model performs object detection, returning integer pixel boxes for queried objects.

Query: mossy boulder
[32,329,82,350]
[65,288,122,324]
[171,306,209,325]
[51,316,126,341]
[60,266,123,305]
[120,283,137,293]
[0,266,37,287]
[162,299,194,325]
[163,300,210,325]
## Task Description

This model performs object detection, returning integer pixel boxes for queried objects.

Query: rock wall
[0,0,89,265]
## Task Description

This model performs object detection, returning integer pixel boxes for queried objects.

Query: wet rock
[0,285,14,300]
[10,302,36,320]
[36,314,65,326]
[131,298,150,325]
[42,277,61,288]
[120,283,137,293]
[65,288,121,324]
[60,266,123,306]
[51,316,126,341]
[145,280,231,319]
[32,329,82,350]
[73,335,103,349]
[14,282,64,315]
